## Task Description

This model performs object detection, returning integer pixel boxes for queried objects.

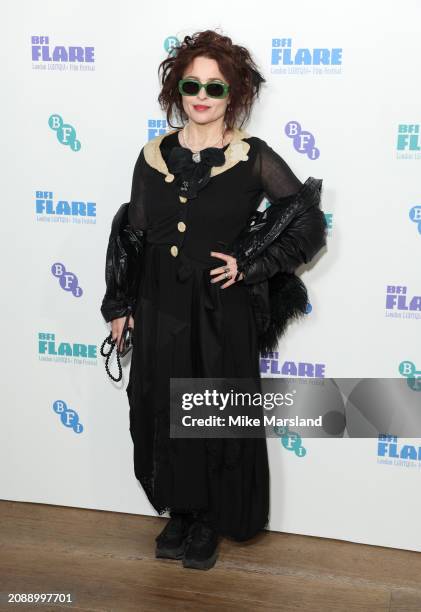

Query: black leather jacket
[100,202,146,323]
[227,176,327,351]
[100,176,327,352]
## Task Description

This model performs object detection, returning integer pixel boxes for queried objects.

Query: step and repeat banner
[2,0,421,552]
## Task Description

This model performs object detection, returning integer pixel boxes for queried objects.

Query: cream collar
[143,126,252,184]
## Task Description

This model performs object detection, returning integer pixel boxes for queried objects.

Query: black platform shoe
[182,520,220,570]
[155,512,195,560]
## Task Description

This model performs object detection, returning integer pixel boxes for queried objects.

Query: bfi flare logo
[39,333,97,364]
[35,191,96,223]
[271,38,342,75]
[31,36,95,70]
[396,124,421,160]
[385,286,421,320]
[378,434,421,466]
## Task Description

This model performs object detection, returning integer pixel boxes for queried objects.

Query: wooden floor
[1,501,420,611]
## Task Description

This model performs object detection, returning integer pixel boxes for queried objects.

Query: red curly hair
[157,29,266,131]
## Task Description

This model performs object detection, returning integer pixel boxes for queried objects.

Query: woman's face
[180,56,230,127]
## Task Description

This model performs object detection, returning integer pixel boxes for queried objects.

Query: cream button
[170,245,178,257]
[177,221,186,232]
[179,196,188,203]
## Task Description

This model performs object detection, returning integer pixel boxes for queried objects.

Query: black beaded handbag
[100,312,133,382]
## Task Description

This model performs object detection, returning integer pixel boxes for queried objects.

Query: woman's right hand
[111,315,135,353]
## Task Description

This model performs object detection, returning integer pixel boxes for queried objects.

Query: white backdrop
[2,0,421,552]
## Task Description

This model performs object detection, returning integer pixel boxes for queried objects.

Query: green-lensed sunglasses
[178,78,230,99]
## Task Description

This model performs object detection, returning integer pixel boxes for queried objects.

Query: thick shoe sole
[155,542,185,560]
[182,548,218,570]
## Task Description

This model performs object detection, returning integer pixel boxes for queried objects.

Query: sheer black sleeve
[258,137,303,203]
[128,146,148,231]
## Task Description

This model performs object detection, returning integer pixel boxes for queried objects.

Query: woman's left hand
[209,251,244,289]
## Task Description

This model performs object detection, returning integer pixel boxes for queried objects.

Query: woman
[101,30,326,570]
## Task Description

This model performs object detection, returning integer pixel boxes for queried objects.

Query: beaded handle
[100,333,123,382]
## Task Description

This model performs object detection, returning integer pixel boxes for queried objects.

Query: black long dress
[125,128,302,541]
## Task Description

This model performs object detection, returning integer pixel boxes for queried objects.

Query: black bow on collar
[166,146,226,200]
